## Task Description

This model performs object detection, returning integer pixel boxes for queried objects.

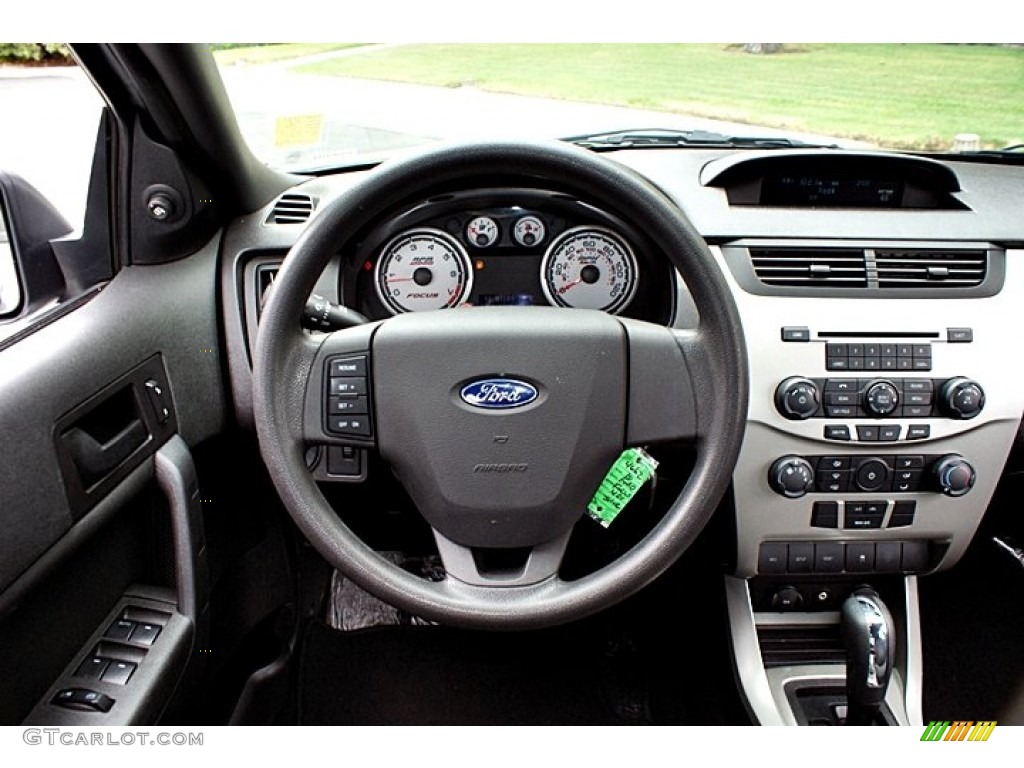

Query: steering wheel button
[329,356,367,377]
[329,377,367,396]
[329,416,371,437]
[329,396,368,415]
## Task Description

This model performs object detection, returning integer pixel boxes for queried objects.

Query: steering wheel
[253,140,748,630]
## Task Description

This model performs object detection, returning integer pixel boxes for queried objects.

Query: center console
[713,241,1024,725]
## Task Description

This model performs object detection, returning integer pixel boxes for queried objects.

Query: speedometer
[540,227,638,313]
[375,228,474,314]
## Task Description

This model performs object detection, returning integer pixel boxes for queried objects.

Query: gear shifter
[840,587,894,725]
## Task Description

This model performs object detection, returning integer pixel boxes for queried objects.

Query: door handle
[64,419,148,485]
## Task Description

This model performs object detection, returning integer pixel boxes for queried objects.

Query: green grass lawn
[213,43,366,66]
[295,44,1024,150]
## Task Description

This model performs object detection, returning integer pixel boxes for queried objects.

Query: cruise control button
[329,377,367,396]
[328,396,368,415]
[328,416,372,437]
[330,356,367,377]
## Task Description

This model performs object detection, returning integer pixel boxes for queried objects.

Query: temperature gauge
[465,216,499,248]
[513,215,546,247]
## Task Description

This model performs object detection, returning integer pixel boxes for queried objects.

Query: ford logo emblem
[459,378,539,410]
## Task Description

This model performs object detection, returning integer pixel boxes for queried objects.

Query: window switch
[131,622,161,646]
[100,660,137,686]
[73,656,110,682]
[52,688,114,713]
[104,619,136,642]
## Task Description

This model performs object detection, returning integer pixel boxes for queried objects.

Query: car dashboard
[219,144,1024,725]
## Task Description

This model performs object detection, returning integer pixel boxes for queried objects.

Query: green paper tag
[587,448,659,528]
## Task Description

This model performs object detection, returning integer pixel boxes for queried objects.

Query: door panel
[0,236,225,723]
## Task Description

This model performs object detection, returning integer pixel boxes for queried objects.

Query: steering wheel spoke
[299,322,381,447]
[432,529,572,588]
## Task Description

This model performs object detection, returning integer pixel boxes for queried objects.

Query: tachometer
[540,227,638,313]
[375,228,473,314]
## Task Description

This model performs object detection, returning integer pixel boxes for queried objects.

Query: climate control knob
[940,377,985,420]
[768,456,815,498]
[775,377,820,420]
[863,380,899,417]
[932,455,976,497]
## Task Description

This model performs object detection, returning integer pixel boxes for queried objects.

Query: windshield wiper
[564,128,837,151]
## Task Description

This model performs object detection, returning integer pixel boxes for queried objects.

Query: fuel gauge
[465,216,499,248]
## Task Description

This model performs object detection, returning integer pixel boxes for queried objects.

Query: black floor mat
[298,621,649,725]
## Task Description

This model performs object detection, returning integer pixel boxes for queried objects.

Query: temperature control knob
[863,380,899,417]
[932,454,976,497]
[768,456,815,498]
[940,377,985,420]
[775,377,820,420]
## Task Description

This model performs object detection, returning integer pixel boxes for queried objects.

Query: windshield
[215,43,1023,172]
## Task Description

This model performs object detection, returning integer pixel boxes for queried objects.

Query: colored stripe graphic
[920,720,996,741]
[945,721,972,741]
[968,722,997,741]
[921,721,950,741]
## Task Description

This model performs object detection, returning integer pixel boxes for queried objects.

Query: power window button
[74,656,110,682]
[100,660,137,686]
[104,619,136,641]
[131,623,161,646]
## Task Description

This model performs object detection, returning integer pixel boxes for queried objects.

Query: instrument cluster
[343,189,673,324]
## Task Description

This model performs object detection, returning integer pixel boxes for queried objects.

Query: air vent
[749,248,867,287]
[876,249,986,288]
[255,264,279,317]
[268,193,315,224]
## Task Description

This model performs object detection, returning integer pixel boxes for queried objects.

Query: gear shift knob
[840,587,894,725]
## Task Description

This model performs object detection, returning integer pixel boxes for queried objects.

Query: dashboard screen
[761,175,904,207]
[478,293,538,306]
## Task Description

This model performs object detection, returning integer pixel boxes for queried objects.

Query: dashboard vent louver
[749,248,867,287]
[876,249,986,288]
[268,193,315,224]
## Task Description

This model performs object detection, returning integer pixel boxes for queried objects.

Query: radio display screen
[761,175,904,207]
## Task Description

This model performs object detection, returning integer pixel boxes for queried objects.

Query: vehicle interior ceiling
[2,42,1023,727]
